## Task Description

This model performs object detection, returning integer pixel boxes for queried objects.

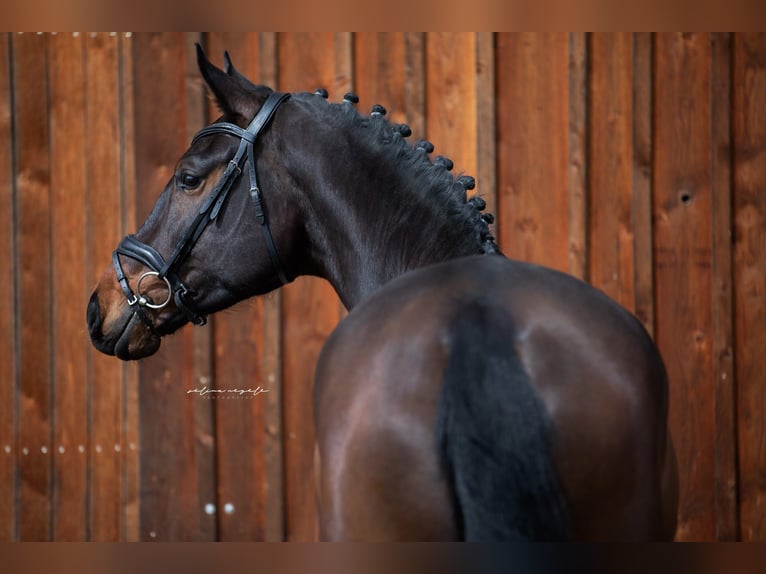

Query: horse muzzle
[87,289,162,360]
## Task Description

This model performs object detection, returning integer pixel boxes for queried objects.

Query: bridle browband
[112,91,292,331]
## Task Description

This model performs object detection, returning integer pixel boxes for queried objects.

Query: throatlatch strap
[246,139,290,285]
[246,92,292,285]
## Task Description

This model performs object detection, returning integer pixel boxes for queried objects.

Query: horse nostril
[87,292,102,335]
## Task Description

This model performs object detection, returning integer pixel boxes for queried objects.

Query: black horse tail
[435,298,570,541]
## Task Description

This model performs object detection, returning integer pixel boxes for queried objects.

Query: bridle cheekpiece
[112,91,291,332]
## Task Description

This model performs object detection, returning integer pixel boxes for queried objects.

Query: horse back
[315,254,673,540]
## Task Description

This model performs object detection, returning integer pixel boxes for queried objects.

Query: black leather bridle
[112,91,291,331]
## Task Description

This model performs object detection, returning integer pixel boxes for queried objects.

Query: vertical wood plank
[568,32,588,280]
[199,32,287,542]
[354,33,409,127]
[84,32,125,541]
[632,33,655,336]
[3,29,763,545]
[710,32,739,542]
[334,33,353,103]
[13,31,53,541]
[49,31,89,541]
[354,32,427,155]
[278,32,340,542]
[183,31,217,543]
[211,290,269,540]
[425,33,477,180]
[133,32,202,541]
[588,33,635,308]
[733,32,766,542]
[653,32,715,541]
[334,32,353,321]
[496,33,570,271]
[0,32,17,541]
[404,33,426,139]
[119,32,140,542]
[476,33,497,222]
[206,32,271,541]
[258,31,286,542]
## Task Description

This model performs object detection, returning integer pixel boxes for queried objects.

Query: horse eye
[177,173,202,190]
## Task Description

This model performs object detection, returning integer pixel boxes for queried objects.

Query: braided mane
[300,90,501,257]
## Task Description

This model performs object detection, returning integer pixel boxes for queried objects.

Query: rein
[112,91,291,331]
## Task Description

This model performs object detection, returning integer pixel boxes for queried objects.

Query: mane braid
[303,92,501,258]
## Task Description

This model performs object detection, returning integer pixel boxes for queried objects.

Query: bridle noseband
[113,91,291,332]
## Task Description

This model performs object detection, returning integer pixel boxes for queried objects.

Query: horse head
[88,46,305,359]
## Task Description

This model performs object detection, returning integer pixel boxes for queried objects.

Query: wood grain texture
[354,33,410,129]
[653,32,715,541]
[425,33,477,181]
[334,33,353,105]
[206,33,270,541]
[476,32,498,225]
[257,31,286,542]
[83,32,125,542]
[212,295,270,541]
[632,33,655,336]
[496,33,571,271]
[119,32,140,542]
[353,32,427,177]
[733,32,766,542]
[183,31,217,543]
[335,32,352,324]
[14,32,53,541]
[568,33,587,280]
[588,33,635,308]
[2,31,766,542]
[133,33,202,541]
[278,32,340,542]
[0,32,16,541]
[710,33,739,542]
[404,33,426,139]
[49,32,89,541]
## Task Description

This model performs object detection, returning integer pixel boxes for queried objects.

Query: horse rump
[435,297,570,541]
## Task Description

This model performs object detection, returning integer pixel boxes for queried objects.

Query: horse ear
[223,50,258,91]
[196,43,252,119]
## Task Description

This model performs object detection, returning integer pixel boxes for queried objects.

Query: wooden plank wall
[0,32,764,542]
[0,32,140,541]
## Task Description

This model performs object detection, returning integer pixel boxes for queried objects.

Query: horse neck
[298,161,486,310]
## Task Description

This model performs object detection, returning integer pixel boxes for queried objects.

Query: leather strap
[117,235,166,271]
[112,250,160,335]
[167,91,291,281]
[112,91,291,332]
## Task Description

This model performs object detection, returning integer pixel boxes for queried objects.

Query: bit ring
[136,271,173,309]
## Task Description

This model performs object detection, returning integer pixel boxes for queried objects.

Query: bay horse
[87,45,679,541]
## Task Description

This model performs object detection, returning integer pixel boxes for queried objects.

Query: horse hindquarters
[435,298,570,541]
